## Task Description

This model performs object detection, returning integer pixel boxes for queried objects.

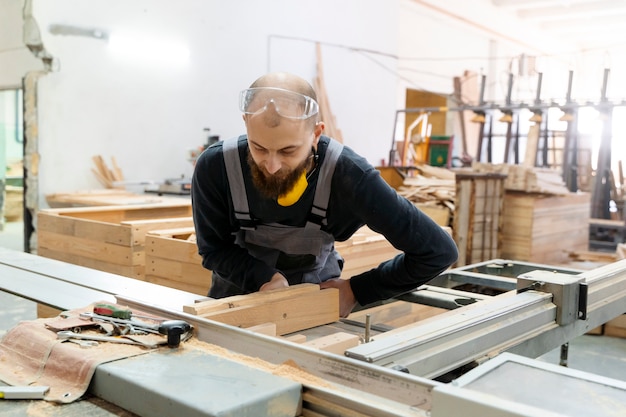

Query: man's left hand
[319,278,357,318]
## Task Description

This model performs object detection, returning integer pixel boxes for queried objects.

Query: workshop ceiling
[492,0,626,51]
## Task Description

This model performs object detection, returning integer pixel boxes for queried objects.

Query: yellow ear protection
[277,171,308,206]
[277,147,318,207]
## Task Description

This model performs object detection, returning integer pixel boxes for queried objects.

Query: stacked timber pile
[465,163,591,265]
[395,164,455,226]
[471,162,570,194]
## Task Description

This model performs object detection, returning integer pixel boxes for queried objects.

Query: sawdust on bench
[184,337,333,388]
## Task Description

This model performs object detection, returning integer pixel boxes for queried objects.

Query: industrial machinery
[1,248,626,416]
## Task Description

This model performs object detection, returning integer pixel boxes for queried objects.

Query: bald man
[191,72,458,317]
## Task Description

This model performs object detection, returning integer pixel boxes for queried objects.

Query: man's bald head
[250,72,318,103]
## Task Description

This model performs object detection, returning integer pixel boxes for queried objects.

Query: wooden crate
[144,225,401,295]
[453,172,507,266]
[501,191,590,264]
[37,202,195,280]
[145,227,211,296]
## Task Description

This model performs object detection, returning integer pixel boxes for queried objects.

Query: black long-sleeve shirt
[191,135,458,305]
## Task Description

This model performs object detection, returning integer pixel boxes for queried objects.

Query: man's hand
[319,278,357,318]
[259,273,289,292]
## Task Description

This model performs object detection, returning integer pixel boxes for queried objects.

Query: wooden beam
[198,288,339,336]
[183,284,320,315]
[303,332,360,355]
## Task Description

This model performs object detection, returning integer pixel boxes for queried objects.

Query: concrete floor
[1,219,626,383]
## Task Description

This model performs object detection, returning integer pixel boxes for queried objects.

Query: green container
[428,135,451,167]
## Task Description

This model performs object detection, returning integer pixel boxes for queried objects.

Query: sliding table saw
[1,246,626,417]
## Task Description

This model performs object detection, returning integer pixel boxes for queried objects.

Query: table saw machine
[1,247,626,417]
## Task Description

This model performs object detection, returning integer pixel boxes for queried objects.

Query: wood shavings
[184,338,333,388]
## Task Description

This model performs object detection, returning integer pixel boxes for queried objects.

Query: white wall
[0,0,43,87]
[1,0,614,206]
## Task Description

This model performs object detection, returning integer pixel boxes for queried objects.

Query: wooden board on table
[194,285,340,336]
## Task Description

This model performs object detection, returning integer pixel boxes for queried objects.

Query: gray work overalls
[208,136,345,298]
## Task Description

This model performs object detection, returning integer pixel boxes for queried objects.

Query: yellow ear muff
[277,171,308,206]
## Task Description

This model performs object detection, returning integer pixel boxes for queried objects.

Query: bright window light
[108,32,190,68]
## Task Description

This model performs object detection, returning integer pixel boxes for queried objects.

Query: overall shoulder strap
[222,136,256,230]
[308,138,344,228]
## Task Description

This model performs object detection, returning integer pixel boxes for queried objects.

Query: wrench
[65,338,98,348]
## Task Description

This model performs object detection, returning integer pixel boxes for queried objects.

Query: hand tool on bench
[57,330,161,348]
[93,303,159,321]
[79,313,193,348]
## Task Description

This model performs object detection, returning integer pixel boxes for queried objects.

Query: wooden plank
[144,275,209,296]
[244,322,277,337]
[347,300,447,329]
[183,284,321,315]
[199,288,339,335]
[37,247,144,279]
[38,211,134,246]
[453,178,473,266]
[524,125,540,168]
[146,258,209,284]
[38,231,143,265]
[303,332,360,355]
[146,229,200,263]
[284,334,307,343]
[38,202,192,221]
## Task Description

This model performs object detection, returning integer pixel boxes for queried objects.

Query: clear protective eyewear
[239,87,319,120]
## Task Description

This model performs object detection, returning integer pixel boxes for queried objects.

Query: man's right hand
[259,273,289,292]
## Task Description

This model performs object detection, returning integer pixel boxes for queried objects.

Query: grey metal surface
[0,247,200,311]
[429,259,583,292]
[517,270,585,325]
[346,259,626,379]
[91,347,302,417]
[398,285,492,309]
[346,291,557,378]
[441,352,626,417]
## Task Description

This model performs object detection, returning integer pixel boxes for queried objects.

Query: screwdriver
[93,303,133,320]
[92,303,162,322]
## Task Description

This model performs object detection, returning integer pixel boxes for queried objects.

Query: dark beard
[247,151,309,200]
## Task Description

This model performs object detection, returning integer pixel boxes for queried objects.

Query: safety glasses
[239,87,319,120]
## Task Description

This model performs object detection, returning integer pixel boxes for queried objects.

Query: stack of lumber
[91,155,124,189]
[501,191,590,264]
[453,170,507,266]
[471,162,570,195]
[395,164,455,226]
